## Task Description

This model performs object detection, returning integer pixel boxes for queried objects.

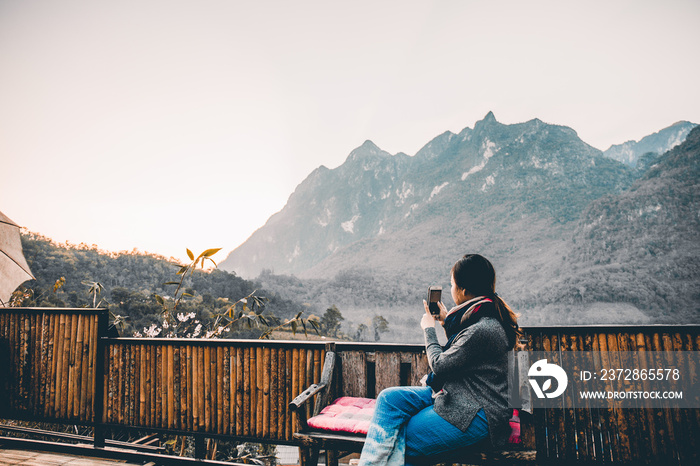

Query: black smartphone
[427,286,442,316]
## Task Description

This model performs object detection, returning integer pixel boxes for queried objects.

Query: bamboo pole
[67,314,78,418]
[172,346,179,429]
[177,344,183,430]
[71,314,83,418]
[270,347,279,440]
[277,347,286,440]
[78,314,89,420]
[235,346,243,436]
[7,313,14,410]
[291,348,299,432]
[286,348,293,441]
[217,346,224,434]
[119,344,127,425]
[223,346,230,435]
[299,348,308,421]
[27,313,36,413]
[661,333,680,463]
[105,345,113,423]
[559,333,576,461]
[155,345,162,427]
[29,313,37,413]
[31,313,38,413]
[128,343,134,425]
[683,333,700,459]
[198,344,205,431]
[234,346,237,435]
[243,347,251,436]
[149,344,156,427]
[256,346,263,437]
[619,332,641,462]
[40,313,50,416]
[649,333,671,460]
[88,315,97,420]
[186,345,193,431]
[129,343,136,425]
[192,345,200,431]
[305,349,313,420]
[248,344,256,436]
[211,345,218,433]
[262,347,270,438]
[600,333,620,462]
[126,343,132,425]
[62,314,73,418]
[204,344,211,432]
[110,343,117,425]
[39,313,47,415]
[54,314,66,417]
[212,346,219,433]
[636,332,659,462]
[672,332,694,463]
[44,314,55,417]
[14,312,22,411]
[167,345,174,429]
[139,343,147,425]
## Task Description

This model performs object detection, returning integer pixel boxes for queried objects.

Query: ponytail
[491,293,524,350]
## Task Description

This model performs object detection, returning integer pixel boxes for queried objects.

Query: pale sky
[1,0,699,264]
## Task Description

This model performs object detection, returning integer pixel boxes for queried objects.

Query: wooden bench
[289,343,536,466]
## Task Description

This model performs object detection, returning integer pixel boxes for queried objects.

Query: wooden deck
[2,308,700,464]
[0,448,142,466]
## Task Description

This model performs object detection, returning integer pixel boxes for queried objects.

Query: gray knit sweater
[423,316,511,448]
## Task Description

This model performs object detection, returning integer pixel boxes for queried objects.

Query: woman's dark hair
[451,254,523,349]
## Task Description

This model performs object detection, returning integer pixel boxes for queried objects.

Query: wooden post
[93,309,108,448]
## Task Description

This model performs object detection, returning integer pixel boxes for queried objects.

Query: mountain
[603,121,697,167]
[220,113,636,287]
[536,126,700,323]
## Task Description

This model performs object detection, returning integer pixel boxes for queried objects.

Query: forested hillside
[15,232,308,337]
[535,126,700,323]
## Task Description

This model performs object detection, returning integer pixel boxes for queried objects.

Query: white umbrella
[0,211,35,306]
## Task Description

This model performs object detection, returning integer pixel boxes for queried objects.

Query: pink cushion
[306,397,376,435]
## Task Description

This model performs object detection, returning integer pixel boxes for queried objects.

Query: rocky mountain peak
[219,116,695,280]
[603,120,697,166]
[483,110,497,122]
[348,140,386,160]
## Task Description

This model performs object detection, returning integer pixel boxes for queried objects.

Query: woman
[357,254,522,466]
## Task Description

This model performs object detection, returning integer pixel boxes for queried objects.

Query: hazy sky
[1,0,699,264]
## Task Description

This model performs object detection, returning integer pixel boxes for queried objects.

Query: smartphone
[427,286,442,316]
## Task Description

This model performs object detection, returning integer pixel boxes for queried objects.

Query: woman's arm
[424,324,492,375]
[421,300,502,375]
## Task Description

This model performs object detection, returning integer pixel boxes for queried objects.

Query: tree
[320,305,344,337]
[353,323,368,341]
[372,315,389,342]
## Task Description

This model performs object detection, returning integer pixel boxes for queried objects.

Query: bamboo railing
[526,325,700,465]
[0,308,106,424]
[102,339,326,442]
[1,308,699,464]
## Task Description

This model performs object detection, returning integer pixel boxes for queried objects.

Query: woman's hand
[436,301,448,323]
[422,300,448,328]
[421,300,436,329]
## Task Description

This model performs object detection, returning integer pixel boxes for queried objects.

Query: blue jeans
[358,386,489,466]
